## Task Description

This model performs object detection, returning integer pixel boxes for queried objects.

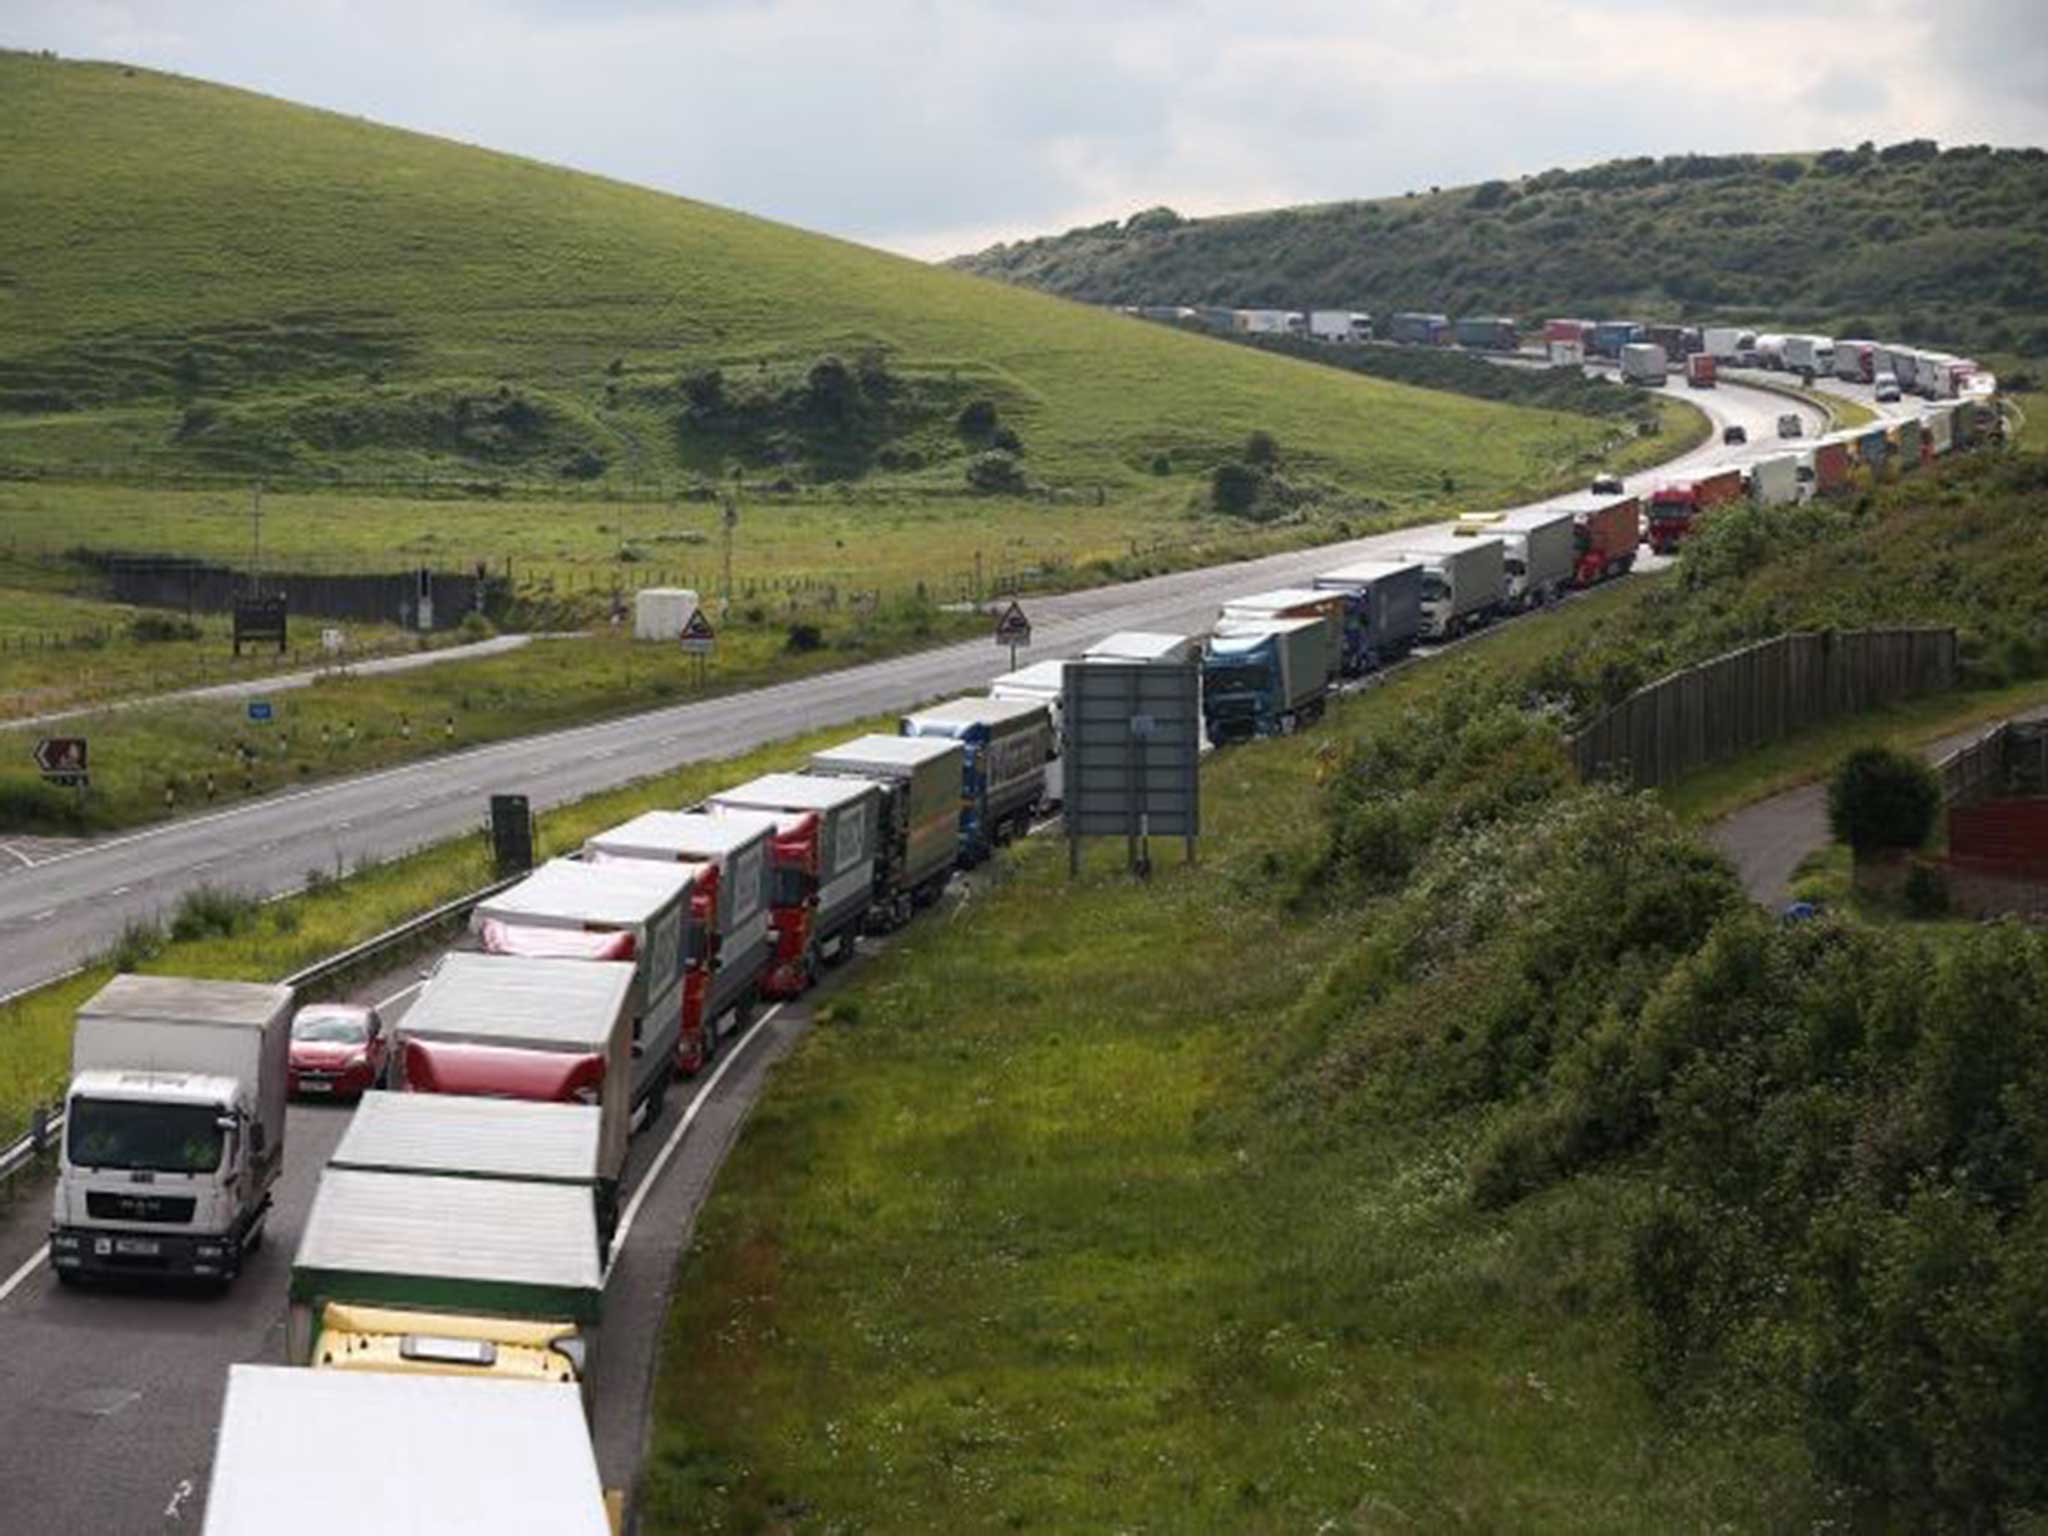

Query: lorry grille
[86,1192,198,1224]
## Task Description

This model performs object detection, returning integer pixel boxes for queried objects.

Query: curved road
[0,377,1814,1001]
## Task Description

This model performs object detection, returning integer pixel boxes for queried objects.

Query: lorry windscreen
[67,1097,225,1174]
[1202,664,1268,698]
[1418,573,1449,604]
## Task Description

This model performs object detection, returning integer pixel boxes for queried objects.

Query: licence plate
[299,1078,332,1093]
[114,1238,161,1257]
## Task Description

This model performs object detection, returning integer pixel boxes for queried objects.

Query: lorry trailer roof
[1081,631,1194,662]
[481,857,696,927]
[811,734,963,771]
[81,974,295,1028]
[901,695,1054,729]
[404,953,635,1053]
[586,808,777,861]
[1314,558,1423,586]
[329,1090,603,1186]
[990,660,1073,691]
[711,772,881,813]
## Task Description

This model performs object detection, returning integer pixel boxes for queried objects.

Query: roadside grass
[0,606,979,833]
[636,583,1796,1531]
[1808,385,1877,429]
[1658,675,2048,825]
[0,710,906,1143]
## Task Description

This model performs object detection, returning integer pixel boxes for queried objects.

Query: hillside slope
[0,51,1621,498]
[956,145,2048,358]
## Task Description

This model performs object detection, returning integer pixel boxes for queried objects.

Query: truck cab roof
[68,1068,240,1106]
[81,974,295,1029]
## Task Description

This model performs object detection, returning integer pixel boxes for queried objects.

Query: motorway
[0,374,1823,1000]
[0,370,1939,1532]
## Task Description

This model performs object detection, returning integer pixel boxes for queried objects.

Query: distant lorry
[1811,435,1854,495]
[807,735,964,925]
[395,952,644,1190]
[1083,631,1201,665]
[1646,468,1745,553]
[1685,352,1717,388]
[1701,326,1756,363]
[1619,342,1668,386]
[1589,320,1643,358]
[1569,495,1641,585]
[989,659,1074,752]
[1856,425,1890,469]
[1453,315,1518,351]
[1309,559,1424,668]
[1201,618,1329,745]
[475,857,698,1071]
[1388,311,1450,346]
[1834,340,1875,383]
[1233,309,1305,337]
[1218,588,1351,678]
[1644,324,1699,360]
[1469,508,1576,609]
[1754,333,1788,370]
[709,774,880,964]
[899,697,1054,863]
[203,1366,613,1536]
[51,975,293,1286]
[1784,335,1834,377]
[289,1169,603,1396]
[584,809,778,1050]
[1308,310,1372,343]
[1397,533,1507,640]
[1750,454,1801,506]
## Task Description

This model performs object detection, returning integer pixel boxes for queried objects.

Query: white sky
[8,0,2045,259]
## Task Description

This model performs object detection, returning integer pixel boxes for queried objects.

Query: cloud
[5,0,2044,259]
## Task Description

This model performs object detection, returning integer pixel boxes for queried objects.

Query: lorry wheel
[54,1268,83,1290]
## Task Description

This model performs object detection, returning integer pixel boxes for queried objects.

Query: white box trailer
[395,952,641,1186]
[1218,589,1348,681]
[474,858,694,1078]
[807,734,964,920]
[203,1366,611,1536]
[1619,342,1667,385]
[1750,454,1802,506]
[1784,335,1833,375]
[1396,534,1507,640]
[1922,406,1955,456]
[287,1168,603,1381]
[584,809,777,1036]
[1702,326,1754,362]
[990,659,1074,750]
[329,1089,611,1251]
[1309,309,1372,343]
[709,773,880,957]
[1084,631,1201,665]
[1488,507,1577,607]
[632,587,700,643]
[51,975,294,1285]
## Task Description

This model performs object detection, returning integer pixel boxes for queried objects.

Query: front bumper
[50,1224,243,1280]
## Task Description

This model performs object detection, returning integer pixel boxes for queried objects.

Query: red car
[288,1003,389,1100]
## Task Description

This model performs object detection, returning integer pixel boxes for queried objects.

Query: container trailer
[1201,618,1329,745]
[1218,588,1352,678]
[708,774,881,963]
[1479,508,1576,609]
[1233,309,1306,336]
[1701,326,1755,362]
[584,809,777,1048]
[1646,469,1745,553]
[807,734,964,925]
[287,1169,603,1394]
[900,696,1054,863]
[1644,324,1699,360]
[1811,436,1854,495]
[1309,309,1373,343]
[1083,631,1201,665]
[1891,418,1923,466]
[1856,425,1890,469]
[1783,335,1834,377]
[202,1367,613,1536]
[1453,315,1518,351]
[475,857,700,1071]
[1388,311,1450,346]
[1619,343,1667,385]
[1834,340,1875,382]
[1750,454,1801,506]
[989,659,1075,752]
[1396,534,1507,639]
[1569,495,1640,585]
[1309,559,1424,667]
[1685,352,1716,387]
[1922,406,1954,457]
[50,975,294,1286]
[1589,320,1643,358]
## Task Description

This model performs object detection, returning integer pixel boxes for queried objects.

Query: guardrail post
[30,1104,48,1153]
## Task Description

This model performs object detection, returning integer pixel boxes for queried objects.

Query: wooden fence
[1567,628,1958,789]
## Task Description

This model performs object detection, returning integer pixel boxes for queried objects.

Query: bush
[168,882,256,942]
[1827,746,1941,854]
[1903,859,1950,917]
[956,398,998,439]
[1150,452,1172,476]
[1243,430,1279,468]
[128,613,200,644]
[785,621,823,653]
[102,916,165,971]
[456,610,495,643]
[1210,460,1261,516]
[964,449,1026,494]
[990,425,1024,456]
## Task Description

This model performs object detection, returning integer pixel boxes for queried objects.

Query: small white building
[632,587,700,642]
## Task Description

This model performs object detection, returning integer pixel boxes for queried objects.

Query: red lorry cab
[1571,495,1641,585]
[762,811,822,998]
[1647,470,1743,554]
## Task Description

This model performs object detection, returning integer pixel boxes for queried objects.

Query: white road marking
[108,886,130,897]
[606,1003,783,1271]
[0,1243,49,1306]
[374,979,424,1012]
[0,844,35,869]
[163,1477,195,1521]
[29,909,54,923]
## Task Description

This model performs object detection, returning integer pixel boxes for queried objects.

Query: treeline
[958,143,2048,359]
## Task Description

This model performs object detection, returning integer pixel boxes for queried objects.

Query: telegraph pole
[250,481,264,590]
[720,493,738,620]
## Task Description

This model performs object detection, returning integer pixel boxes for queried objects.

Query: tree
[956,398,998,439]
[1243,430,1279,468]
[1211,460,1261,517]
[964,449,1026,494]
[1827,746,1940,855]
[680,368,724,415]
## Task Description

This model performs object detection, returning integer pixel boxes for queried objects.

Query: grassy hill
[955,145,2048,360]
[0,49,1637,502]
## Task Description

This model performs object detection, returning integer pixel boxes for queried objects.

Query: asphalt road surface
[0,377,1816,1001]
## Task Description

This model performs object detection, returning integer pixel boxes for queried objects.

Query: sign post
[1061,662,1200,878]
[994,600,1032,672]
[34,736,89,813]
[232,596,288,656]
[678,605,716,689]
[489,794,535,877]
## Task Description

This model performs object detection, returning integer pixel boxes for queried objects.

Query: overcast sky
[10,1,2046,259]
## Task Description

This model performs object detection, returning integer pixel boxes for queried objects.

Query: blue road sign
[248,700,274,723]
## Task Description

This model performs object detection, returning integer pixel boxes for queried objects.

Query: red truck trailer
[1570,495,1641,585]
[1811,437,1853,496]
[1685,353,1716,388]
[1647,469,1744,554]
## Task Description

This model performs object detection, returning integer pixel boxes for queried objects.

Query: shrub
[456,610,495,643]
[1150,452,1172,476]
[785,622,824,653]
[128,613,200,644]
[1210,460,1261,516]
[1827,746,1940,854]
[168,882,255,942]
[964,449,1026,494]
[1243,430,1279,468]
[990,425,1024,456]
[1903,859,1950,917]
[955,398,998,439]
[103,915,165,971]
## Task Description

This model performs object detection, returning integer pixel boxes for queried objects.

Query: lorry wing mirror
[215,1114,238,1132]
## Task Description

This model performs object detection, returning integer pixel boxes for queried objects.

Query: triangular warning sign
[681,608,716,641]
[994,601,1030,642]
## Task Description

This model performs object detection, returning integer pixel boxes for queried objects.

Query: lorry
[708,774,880,964]
[203,1366,614,1536]
[328,1089,612,1256]
[1702,326,1756,362]
[1589,320,1643,358]
[1084,631,1200,665]
[1396,533,1507,639]
[1232,309,1306,337]
[807,734,965,923]
[584,809,778,1051]
[1811,435,1854,495]
[1544,317,1591,365]
[1856,425,1890,470]
[1473,507,1576,609]
[1646,468,1745,553]
[1308,309,1372,343]
[1783,335,1834,377]
[990,659,1074,752]
[1754,333,1788,370]
[1569,494,1641,585]
[900,696,1054,863]
[1645,324,1699,360]
[475,857,699,1072]
[1891,417,1923,466]
[288,1169,603,1396]
[1218,588,1352,678]
[1619,342,1668,386]
[1453,315,1518,351]
[1388,311,1450,346]
[1750,454,1801,506]
[50,975,293,1286]
[395,952,644,1189]
[1201,618,1329,745]
[1922,405,1954,458]
[1685,352,1717,388]
[1834,340,1875,382]
[1309,558,1424,667]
